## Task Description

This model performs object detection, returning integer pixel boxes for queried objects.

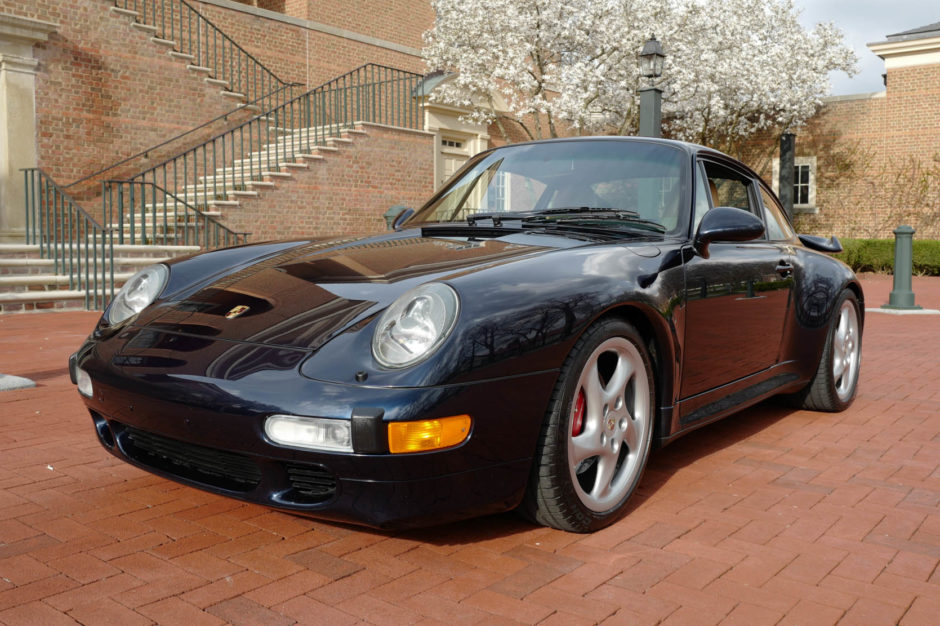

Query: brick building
[770,22,940,240]
[0,0,466,246]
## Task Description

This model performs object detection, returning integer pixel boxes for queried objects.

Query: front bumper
[70,335,556,529]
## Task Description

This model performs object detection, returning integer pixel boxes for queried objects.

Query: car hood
[135,231,571,351]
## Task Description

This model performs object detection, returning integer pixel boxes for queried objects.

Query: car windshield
[408,140,689,235]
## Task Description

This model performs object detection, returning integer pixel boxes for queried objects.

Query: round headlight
[106,264,169,325]
[372,283,459,368]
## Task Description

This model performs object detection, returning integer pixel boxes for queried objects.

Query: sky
[792,0,939,95]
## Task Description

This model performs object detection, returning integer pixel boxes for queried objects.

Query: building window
[442,139,463,149]
[794,163,810,205]
[486,171,508,212]
[772,156,817,214]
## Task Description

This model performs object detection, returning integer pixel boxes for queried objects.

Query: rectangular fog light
[264,415,352,453]
[75,366,93,398]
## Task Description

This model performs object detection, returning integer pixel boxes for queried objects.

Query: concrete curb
[866,307,940,315]
[0,373,36,391]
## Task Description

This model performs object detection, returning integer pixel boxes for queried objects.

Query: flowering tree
[423,0,857,150]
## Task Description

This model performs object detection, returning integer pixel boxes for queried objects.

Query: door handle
[776,261,793,277]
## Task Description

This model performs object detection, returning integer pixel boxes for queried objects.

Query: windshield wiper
[466,211,538,227]
[465,207,666,234]
[525,207,667,233]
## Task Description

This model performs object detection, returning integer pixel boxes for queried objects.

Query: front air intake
[120,424,262,492]
[284,463,337,504]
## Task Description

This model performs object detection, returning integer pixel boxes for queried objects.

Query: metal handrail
[103,179,250,249]
[21,169,248,310]
[64,82,300,193]
[112,0,289,104]
[23,169,115,309]
[117,63,425,244]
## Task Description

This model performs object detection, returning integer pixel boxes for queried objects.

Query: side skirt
[658,361,806,446]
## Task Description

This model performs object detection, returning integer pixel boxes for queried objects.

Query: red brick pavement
[0,276,938,625]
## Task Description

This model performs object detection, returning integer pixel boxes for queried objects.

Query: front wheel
[798,289,862,412]
[524,318,655,533]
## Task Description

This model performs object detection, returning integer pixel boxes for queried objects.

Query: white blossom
[423,0,857,147]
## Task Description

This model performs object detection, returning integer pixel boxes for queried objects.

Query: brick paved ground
[0,276,938,625]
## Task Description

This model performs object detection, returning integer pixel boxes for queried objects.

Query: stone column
[0,13,58,243]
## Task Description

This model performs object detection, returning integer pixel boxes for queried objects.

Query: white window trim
[772,156,817,214]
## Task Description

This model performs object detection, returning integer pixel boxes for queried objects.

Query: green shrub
[834,238,940,276]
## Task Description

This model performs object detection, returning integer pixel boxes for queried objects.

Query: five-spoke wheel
[831,298,860,403]
[798,289,862,411]
[525,318,655,532]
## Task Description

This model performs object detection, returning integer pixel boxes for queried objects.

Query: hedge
[834,238,940,276]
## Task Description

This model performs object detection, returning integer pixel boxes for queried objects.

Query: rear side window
[700,161,756,214]
[759,185,796,241]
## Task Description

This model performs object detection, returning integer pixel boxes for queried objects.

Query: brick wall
[221,123,435,241]
[304,0,432,52]
[192,1,426,87]
[790,62,940,240]
[1,0,243,187]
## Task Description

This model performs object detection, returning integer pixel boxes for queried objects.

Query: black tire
[523,318,655,533]
[797,289,862,412]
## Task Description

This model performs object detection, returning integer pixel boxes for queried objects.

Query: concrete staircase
[0,243,199,313]
[110,125,368,241]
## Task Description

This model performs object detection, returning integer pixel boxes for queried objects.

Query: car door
[679,159,794,400]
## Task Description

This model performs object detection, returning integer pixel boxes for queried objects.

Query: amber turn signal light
[387,415,472,453]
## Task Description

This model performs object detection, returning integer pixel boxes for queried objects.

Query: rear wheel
[524,318,655,532]
[798,289,862,411]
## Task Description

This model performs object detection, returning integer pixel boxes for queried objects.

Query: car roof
[493,136,762,182]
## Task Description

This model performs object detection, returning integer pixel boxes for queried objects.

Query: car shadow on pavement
[332,399,799,546]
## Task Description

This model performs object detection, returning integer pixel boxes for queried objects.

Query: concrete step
[118,202,235,216]
[0,273,72,288]
[0,289,89,312]
[0,271,136,290]
[130,22,158,35]
[0,258,55,275]
[194,171,288,184]
[109,7,139,19]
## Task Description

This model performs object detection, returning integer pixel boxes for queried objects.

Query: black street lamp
[638,36,665,138]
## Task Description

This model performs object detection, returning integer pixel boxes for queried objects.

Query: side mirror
[694,206,765,258]
[798,233,842,254]
[384,205,414,230]
[392,207,415,230]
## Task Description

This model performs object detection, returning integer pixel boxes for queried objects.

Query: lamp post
[638,36,665,138]
[778,132,795,221]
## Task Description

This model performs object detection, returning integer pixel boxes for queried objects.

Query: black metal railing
[22,169,248,310]
[103,179,250,248]
[63,82,300,200]
[23,169,115,309]
[112,0,290,106]
[116,64,424,244]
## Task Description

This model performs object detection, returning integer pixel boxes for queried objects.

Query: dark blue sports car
[70,137,863,532]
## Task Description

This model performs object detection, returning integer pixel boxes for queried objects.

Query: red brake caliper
[572,389,586,436]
